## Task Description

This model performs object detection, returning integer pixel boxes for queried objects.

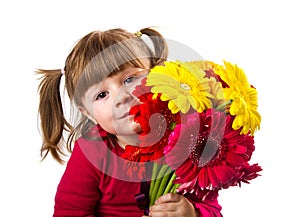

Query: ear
[78,106,97,124]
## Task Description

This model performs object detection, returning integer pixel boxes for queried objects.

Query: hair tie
[135,31,142,38]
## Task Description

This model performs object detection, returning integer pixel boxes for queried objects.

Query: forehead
[72,35,153,106]
[74,56,151,105]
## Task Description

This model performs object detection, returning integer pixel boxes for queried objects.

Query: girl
[37,27,222,217]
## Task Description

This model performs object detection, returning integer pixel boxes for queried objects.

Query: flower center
[180,83,191,90]
[190,136,221,167]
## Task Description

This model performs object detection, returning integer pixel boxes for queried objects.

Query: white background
[0,0,299,216]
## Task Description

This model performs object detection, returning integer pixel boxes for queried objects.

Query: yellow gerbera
[180,60,215,73]
[146,61,213,114]
[181,60,228,110]
[214,61,261,135]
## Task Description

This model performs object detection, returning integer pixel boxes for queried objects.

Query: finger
[155,193,180,204]
[149,208,179,217]
[149,210,175,217]
[150,202,177,212]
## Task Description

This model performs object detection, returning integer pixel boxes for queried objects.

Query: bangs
[74,38,152,105]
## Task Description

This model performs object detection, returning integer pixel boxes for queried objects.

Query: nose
[114,86,135,108]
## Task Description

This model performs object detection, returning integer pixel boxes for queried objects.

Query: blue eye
[124,76,135,85]
[96,91,109,100]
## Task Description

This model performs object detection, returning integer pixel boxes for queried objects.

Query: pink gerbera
[164,108,261,196]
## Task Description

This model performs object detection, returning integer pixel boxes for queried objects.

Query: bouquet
[121,60,262,214]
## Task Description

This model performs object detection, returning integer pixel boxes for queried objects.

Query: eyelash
[95,74,146,100]
[96,91,109,100]
[124,76,136,85]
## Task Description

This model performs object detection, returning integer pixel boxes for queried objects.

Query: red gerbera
[164,108,261,196]
[121,79,180,176]
[130,78,180,137]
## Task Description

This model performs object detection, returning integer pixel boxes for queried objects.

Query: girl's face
[80,65,148,146]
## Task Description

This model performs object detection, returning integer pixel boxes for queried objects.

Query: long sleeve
[53,142,101,217]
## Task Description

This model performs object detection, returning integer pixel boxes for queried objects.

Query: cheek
[93,108,117,133]
[94,109,111,124]
[92,101,112,121]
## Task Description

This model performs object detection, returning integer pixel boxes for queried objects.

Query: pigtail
[140,27,168,66]
[37,69,72,163]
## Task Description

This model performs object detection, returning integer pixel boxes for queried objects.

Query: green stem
[150,164,169,205]
[170,183,180,193]
[155,166,172,201]
[149,162,158,197]
[163,171,177,195]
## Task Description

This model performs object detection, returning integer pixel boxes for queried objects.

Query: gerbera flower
[180,60,229,88]
[130,78,180,137]
[146,61,213,114]
[214,61,261,135]
[164,109,261,195]
[123,96,172,163]
[180,60,215,73]
[121,80,181,177]
[180,60,229,110]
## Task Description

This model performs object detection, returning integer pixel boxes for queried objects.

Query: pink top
[53,126,222,217]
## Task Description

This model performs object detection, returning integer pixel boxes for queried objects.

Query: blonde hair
[37,27,168,163]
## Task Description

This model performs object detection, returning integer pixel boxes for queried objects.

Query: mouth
[118,113,129,119]
[119,112,136,120]
[118,100,141,119]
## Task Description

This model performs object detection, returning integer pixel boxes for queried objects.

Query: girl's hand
[148,193,199,217]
